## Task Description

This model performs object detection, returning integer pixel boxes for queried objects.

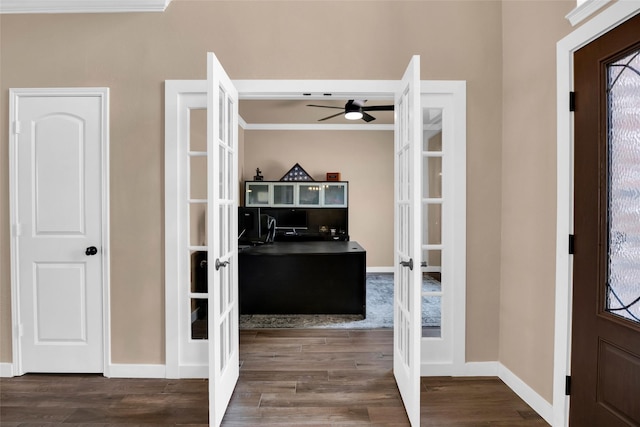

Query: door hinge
[13,120,21,135]
[569,92,576,112]
[565,375,571,396]
[16,324,23,338]
[568,234,575,255]
[12,223,22,237]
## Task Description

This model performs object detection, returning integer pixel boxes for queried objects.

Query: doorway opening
[164,79,466,379]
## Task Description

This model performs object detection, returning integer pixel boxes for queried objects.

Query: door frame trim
[8,87,111,377]
[554,3,640,426]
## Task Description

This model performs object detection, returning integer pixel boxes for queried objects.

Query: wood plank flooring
[0,329,549,426]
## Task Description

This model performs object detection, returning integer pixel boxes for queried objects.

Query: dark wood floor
[0,329,549,426]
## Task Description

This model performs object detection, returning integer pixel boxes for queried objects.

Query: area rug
[239,273,441,329]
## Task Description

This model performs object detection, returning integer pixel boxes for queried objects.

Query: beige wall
[242,130,394,267]
[500,1,574,401]
[0,0,576,403]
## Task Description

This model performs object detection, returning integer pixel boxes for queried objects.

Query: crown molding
[0,0,172,14]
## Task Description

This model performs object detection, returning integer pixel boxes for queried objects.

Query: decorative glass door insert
[606,48,640,323]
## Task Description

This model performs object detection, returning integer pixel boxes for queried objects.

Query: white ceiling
[239,99,395,126]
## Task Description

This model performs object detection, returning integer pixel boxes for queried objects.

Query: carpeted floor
[239,273,441,329]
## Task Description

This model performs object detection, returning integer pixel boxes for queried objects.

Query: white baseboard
[3,362,179,379]
[107,364,166,378]
[498,363,554,425]
[366,266,394,273]
[0,362,14,377]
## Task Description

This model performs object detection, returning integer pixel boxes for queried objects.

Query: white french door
[164,72,464,425]
[207,52,240,426]
[393,56,422,427]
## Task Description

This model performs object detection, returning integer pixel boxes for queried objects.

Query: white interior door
[207,52,240,426]
[394,55,422,427]
[11,89,107,374]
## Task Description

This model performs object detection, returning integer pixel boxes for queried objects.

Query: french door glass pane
[219,319,227,371]
[422,259,442,339]
[422,109,443,152]
[607,48,640,324]
[189,204,206,247]
[189,108,207,152]
[219,204,228,255]
[422,295,441,338]
[227,97,234,146]
[226,149,233,200]
[218,86,225,141]
[423,204,442,245]
[190,298,207,340]
[190,250,208,293]
[422,155,442,199]
[218,145,226,200]
[189,156,207,200]
[422,249,441,272]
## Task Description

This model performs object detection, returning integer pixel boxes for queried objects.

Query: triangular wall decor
[280,163,314,181]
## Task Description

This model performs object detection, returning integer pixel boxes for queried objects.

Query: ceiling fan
[306,99,394,122]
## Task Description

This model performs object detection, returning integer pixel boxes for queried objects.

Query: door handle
[400,258,413,270]
[85,246,98,256]
[215,258,229,271]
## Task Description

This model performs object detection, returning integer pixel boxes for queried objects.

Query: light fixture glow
[345,111,363,120]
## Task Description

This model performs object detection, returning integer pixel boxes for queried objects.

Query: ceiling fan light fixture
[345,110,363,120]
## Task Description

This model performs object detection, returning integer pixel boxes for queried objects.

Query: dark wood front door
[571,12,640,427]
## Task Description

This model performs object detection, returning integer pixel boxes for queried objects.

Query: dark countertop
[239,241,365,256]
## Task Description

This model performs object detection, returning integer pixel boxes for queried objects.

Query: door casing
[8,87,111,377]
[554,3,640,426]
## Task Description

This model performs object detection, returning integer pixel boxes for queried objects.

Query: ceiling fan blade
[307,104,343,110]
[318,111,346,121]
[362,105,394,112]
[362,112,376,122]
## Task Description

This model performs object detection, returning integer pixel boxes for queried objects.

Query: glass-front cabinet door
[297,183,321,206]
[322,183,348,207]
[244,181,348,207]
[245,182,270,206]
[272,183,296,206]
